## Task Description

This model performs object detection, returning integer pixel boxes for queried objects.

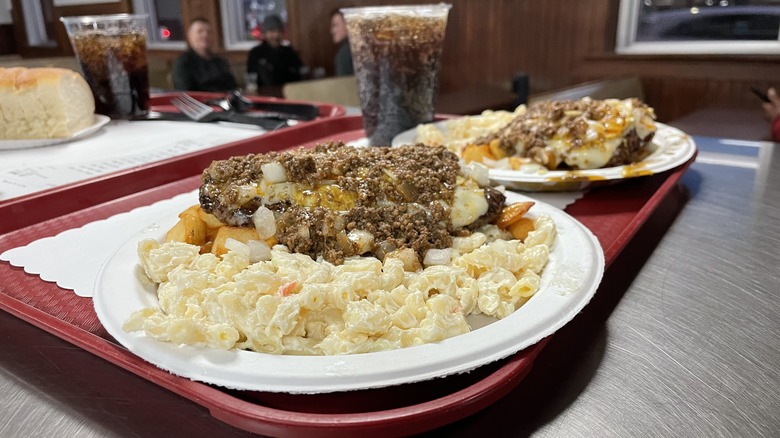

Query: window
[132,0,186,49]
[21,0,57,48]
[616,0,780,55]
[220,0,288,50]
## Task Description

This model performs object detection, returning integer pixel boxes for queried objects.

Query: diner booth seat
[528,76,645,103]
[282,75,361,107]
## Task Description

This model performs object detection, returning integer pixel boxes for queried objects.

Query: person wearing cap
[246,15,306,88]
[172,17,238,92]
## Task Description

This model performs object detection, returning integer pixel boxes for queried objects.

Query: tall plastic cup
[341,4,451,146]
[60,14,150,119]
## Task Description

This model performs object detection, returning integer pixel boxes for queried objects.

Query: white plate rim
[93,191,605,394]
[392,121,696,187]
[0,114,110,151]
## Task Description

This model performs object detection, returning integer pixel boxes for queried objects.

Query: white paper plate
[393,122,696,191]
[0,115,110,151]
[93,191,604,394]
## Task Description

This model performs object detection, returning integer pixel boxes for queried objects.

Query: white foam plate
[393,122,696,191]
[93,191,604,394]
[0,115,110,150]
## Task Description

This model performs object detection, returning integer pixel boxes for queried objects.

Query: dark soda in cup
[61,14,150,119]
[342,5,451,146]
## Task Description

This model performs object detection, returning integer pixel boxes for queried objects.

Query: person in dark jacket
[330,9,353,76]
[246,15,305,88]
[171,17,238,92]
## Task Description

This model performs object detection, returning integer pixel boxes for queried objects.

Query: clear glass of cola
[61,14,150,119]
[341,4,451,146]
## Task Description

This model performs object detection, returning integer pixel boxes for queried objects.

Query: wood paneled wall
[284,0,780,122]
[575,54,780,120]
[286,0,619,92]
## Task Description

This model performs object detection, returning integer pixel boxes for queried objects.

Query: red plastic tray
[0,116,695,437]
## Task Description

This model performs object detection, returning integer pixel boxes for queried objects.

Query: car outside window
[617,0,780,55]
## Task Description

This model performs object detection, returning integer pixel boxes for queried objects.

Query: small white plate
[0,115,110,151]
[393,122,696,192]
[93,191,604,394]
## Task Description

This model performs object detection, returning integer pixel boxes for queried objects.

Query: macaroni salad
[124,218,556,356]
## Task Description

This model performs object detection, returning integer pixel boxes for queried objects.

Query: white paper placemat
[1,190,197,297]
[0,189,583,298]
[0,120,266,201]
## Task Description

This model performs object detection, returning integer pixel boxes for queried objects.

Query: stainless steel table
[1,136,778,437]
[430,137,780,437]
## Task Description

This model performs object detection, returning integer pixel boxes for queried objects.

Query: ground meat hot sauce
[199,142,504,264]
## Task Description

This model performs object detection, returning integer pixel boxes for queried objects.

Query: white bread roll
[0,67,96,140]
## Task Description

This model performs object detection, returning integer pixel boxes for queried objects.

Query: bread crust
[1,67,86,90]
[0,67,96,140]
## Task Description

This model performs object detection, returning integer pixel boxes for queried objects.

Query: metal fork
[171,94,287,131]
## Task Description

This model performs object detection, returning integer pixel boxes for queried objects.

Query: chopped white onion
[467,162,490,187]
[347,229,375,254]
[224,238,250,256]
[261,161,287,184]
[423,248,453,266]
[246,239,272,263]
[252,206,276,239]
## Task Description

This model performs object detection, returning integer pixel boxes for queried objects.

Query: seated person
[246,15,306,88]
[330,9,354,76]
[172,17,238,92]
[761,87,780,143]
